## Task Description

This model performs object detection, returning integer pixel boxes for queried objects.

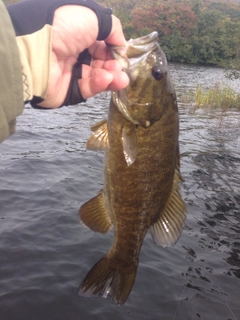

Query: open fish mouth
[108,32,160,72]
[128,31,159,53]
[109,31,172,127]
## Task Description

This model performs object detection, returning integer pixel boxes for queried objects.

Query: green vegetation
[193,83,240,110]
[3,0,240,69]
[99,0,240,69]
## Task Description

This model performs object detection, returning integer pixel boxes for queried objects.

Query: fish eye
[152,66,164,80]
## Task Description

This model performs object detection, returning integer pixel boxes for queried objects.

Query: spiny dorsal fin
[79,192,112,233]
[86,120,109,151]
[150,168,186,247]
[122,124,138,166]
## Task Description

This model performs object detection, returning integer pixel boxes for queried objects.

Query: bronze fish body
[78,31,186,305]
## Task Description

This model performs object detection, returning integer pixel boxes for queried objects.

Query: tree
[191,9,239,65]
[132,1,197,39]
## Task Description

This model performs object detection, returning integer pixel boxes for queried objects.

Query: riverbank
[181,82,240,111]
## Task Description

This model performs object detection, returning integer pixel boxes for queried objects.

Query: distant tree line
[100,0,240,69]
[3,0,240,68]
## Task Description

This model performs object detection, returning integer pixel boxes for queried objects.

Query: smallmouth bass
[78,32,186,305]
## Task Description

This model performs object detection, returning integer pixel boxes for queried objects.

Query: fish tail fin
[78,254,137,305]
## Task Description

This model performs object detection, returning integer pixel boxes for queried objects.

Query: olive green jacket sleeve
[0,0,24,143]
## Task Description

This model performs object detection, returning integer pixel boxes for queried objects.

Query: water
[0,64,240,320]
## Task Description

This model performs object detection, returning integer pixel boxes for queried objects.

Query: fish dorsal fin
[150,168,186,247]
[79,192,112,233]
[122,124,138,166]
[86,120,109,151]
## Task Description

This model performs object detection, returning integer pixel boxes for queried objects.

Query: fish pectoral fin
[79,192,112,233]
[150,168,186,247]
[86,120,109,151]
[78,253,137,305]
[122,125,138,166]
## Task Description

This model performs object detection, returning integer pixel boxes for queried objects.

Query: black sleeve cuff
[7,0,112,40]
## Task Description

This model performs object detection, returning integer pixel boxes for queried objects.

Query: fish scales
[78,31,186,305]
[105,104,178,257]
[107,103,178,224]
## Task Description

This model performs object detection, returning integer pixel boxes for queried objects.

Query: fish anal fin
[78,253,137,305]
[86,120,109,151]
[79,192,112,233]
[122,125,138,166]
[150,168,186,247]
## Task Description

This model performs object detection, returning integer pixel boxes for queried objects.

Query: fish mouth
[108,32,160,72]
[125,32,160,71]
[127,31,159,53]
[110,32,169,126]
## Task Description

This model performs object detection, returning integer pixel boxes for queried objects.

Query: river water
[0,64,240,320]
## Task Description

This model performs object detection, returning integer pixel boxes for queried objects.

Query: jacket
[0,0,24,143]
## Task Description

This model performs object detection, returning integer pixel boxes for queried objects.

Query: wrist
[16,26,52,102]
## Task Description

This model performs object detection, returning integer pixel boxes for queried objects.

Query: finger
[105,15,127,47]
[91,60,129,89]
[91,59,123,72]
[79,68,114,99]
[79,67,129,99]
[106,70,129,91]
[88,15,127,61]
[88,41,113,62]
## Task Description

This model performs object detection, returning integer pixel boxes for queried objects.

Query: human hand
[7,0,129,108]
[39,5,129,108]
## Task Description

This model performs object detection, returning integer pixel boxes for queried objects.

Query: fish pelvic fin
[78,254,137,305]
[122,124,138,166]
[86,120,109,151]
[150,168,186,247]
[79,192,112,233]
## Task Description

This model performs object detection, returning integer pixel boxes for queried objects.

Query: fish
[78,31,186,305]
